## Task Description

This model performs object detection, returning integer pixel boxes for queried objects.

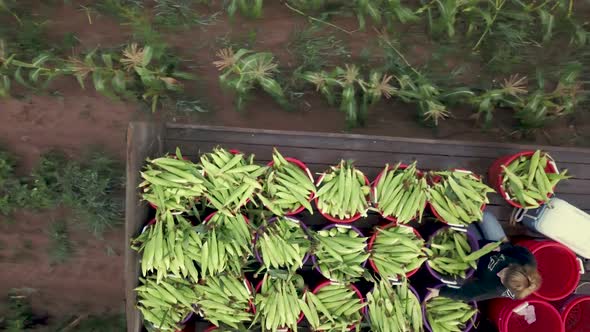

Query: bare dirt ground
[0,0,588,329]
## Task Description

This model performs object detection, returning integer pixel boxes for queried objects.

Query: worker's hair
[504,264,542,299]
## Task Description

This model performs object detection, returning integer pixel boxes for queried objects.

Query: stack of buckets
[487,151,588,332]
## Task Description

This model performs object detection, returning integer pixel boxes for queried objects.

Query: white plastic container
[514,197,590,259]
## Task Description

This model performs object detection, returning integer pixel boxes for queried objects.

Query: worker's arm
[438,280,503,302]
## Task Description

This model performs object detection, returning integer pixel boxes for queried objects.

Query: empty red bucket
[518,240,581,301]
[488,298,564,332]
[556,295,590,332]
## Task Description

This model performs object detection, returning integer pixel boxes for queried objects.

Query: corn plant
[355,0,418,29]
[0,149,28,216]
[469,74,528,127]
[286,0,326,12]
[68,44,193,112]
[227,0,263,18]
[514,63,584,128]
[417,0,587,48]
[0,40,66,97]
[153,0,219,28]
[303,65,395,128]
[214,48,290,111]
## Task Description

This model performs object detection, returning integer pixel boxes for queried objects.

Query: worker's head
[500,264,542,299]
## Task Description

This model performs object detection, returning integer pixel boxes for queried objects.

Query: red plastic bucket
[254,277,306,330]
[488,151,559,208]
[518,240,581,301]
[312,281,365,331]
[367,223,424,279]
[266,157,315,216]
[556,295,590,332]
[488,298,564,332]
[371,164,426,223]
[315,170,370,223]
[428,169,486,228]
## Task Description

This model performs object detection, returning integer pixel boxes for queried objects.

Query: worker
[424,211,542,302]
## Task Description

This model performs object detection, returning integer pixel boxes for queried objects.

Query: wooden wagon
[125,122,590,332]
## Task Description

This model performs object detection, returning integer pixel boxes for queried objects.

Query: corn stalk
[303,65,395,128]
[214,48,290,112]
[67,44,192,112]
[0,40,66,97]
[227,0,264,18]
[356,0,418,29]
[514,63,584,128]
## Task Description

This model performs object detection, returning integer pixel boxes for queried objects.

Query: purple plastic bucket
[312,224,367,282]
[365,283,420,324]
[253,216,311,268]
[180,310,194,325]
[422,284,479,332]
[425,226,480,286]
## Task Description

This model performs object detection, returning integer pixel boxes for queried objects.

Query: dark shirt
[438,243,536,302]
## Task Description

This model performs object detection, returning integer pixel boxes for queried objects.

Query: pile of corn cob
[200,148,266,217]
[427,228,501,279]
[258,149,316,215]
[367,279,423,332]
[313,225,369,282]
[255,216,311,272]
[373,162,428,223]
[370,225,427,280]
[300,283,366,331]
[429,170,495,226]
[425,296,478,332]
[316,160,370,220]
[501,150,570,208]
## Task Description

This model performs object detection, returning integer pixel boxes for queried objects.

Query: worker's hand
[424,288,440,302]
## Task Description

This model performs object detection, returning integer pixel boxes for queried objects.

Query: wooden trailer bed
[125,122,590,332]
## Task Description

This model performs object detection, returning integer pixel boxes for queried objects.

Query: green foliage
[48,219,73,264]
[417,0,587,49]
[153,0,219,28]
[0,291,34,331]
[67,43,194,112]
[214,48,290,111]
[288,24,350,74]
[227,0,264,18]
[29,152,124,236]
[287,0,327,12]
[379,34,474,126]
[303,65,395,127]
[0,48,66,96]
[74,314,126,332]
[95,0,164,47]
[468,63,584,129]
[355,0,418,29]
[514,63,584,128]
[469,74,527,127]
[0,150,28,216]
